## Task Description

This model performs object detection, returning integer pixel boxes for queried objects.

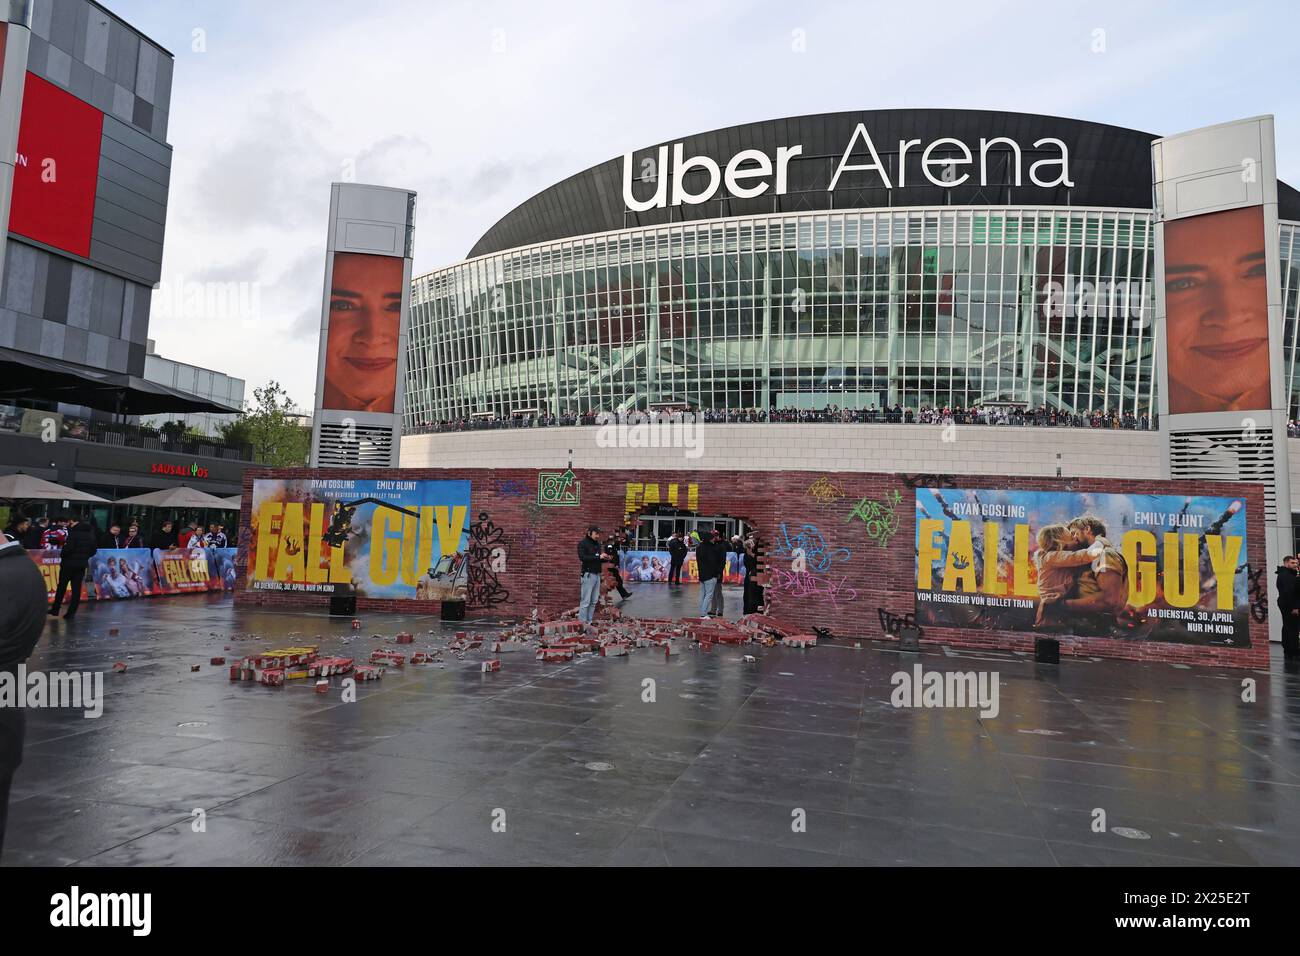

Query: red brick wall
[233,467,1270,669]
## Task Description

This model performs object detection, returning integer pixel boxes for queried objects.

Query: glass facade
[404,208,1300,425]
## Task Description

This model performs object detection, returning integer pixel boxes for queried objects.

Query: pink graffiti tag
[768,567,859,607]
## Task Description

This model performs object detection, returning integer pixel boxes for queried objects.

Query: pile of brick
[498,608,822,663]
[226,609,822,691]
[229,645,380,687]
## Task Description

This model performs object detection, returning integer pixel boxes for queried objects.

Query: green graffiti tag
[846,489,902,547]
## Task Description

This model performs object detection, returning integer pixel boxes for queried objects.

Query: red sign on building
[9,73,104,258]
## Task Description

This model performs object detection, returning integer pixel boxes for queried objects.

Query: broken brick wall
[233,467,1270,669]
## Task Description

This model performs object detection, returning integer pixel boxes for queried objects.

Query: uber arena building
[390,110,1300,645]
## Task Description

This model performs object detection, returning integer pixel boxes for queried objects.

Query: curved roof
[468,108,1300,258]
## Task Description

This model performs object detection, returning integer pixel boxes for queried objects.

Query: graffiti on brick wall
[807,475,847,506]
[1239,563,1268,624]
[523,501,554,529]
[624,481,698,515]
[514,528,540,553]
[899,474,958,490]
[768,522,851,572]
[466,511,509,608]
[493,477,528,498]
[537,468,581,506]
[767,567,858,608]
[845,489,902,547]
[878,607,924,640]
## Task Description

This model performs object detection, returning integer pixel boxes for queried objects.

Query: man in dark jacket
[20,517,46,550]
[3,516,29,544]
[1276,556,1299,660]
[667,532,687,585]
[695,530,724,618]
[48,514,97,620]
[605,532,632,601]
[0,532,49,854]
[577,525,608,625]
[100,523,124,549]
[149,519,177,550]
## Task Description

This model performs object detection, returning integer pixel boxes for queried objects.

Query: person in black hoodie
[605,531,632,601]
[149,519,177,550]
[21,517,46,550]
[0,530,49,854]
[667,532,687,585]
[48,513,97,620]
[695,530,724,618]
[3,516,30,545]
[739,532,763,615]
[1276,555,1299,660]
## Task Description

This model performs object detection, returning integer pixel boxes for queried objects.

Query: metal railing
[0,406,253,461]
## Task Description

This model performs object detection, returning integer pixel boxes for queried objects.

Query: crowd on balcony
[410,403,1156,433]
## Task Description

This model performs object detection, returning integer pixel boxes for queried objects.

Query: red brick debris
[497,606,798,663]
[220,610,804,690]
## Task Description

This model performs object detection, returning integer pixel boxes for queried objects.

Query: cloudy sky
[107,0,1300,411]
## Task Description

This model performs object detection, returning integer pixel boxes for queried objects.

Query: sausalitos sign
[623,123,1073,211]
[150,462,209,479]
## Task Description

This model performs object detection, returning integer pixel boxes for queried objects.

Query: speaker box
[441,599,465,621]
[329,593,356,617]
[1034,637,1060,663]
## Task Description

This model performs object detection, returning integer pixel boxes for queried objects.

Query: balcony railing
[0,406,254,461]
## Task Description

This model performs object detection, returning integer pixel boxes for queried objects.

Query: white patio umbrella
[114,486,234,509]
[0,472,110,503]
[218,494,243,509]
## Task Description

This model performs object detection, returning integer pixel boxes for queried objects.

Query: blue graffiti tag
[768,522,851,572]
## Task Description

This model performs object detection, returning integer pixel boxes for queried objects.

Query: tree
[221,381,310,467]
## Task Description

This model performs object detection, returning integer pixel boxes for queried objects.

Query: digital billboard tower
[309,182,417,469]
[1152,116,1292,642]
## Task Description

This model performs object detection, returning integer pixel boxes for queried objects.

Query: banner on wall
[620,549,745,585]
[914,489,1251,647]
[246,477,471,599]
[29,547,238,601]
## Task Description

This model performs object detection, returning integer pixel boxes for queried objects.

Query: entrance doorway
[615,507,753,622]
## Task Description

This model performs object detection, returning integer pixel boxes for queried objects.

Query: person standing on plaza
[149,519,177,550]
[667,531,687,585]
[48,514,97,620]
[1276,555,1299,660]
[20,517,45,550]
[696,529,724,618]
[606,531,632,602]
[0,528,49,855]
[577,525,609,625]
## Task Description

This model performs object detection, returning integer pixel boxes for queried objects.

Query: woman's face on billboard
[323,252,403,413]
[1164,205,1270,414]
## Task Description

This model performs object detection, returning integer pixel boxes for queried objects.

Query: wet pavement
[5,593,1300,866]
[615,580,744,622]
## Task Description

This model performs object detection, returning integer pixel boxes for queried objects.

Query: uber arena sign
[622,123,1074,210]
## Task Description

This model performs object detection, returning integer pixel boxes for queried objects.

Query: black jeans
[50,565,85,615]
[609,567,631,598]
[0,704,24,858]
[669,557,684,583]
[1283,612,1300,658]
